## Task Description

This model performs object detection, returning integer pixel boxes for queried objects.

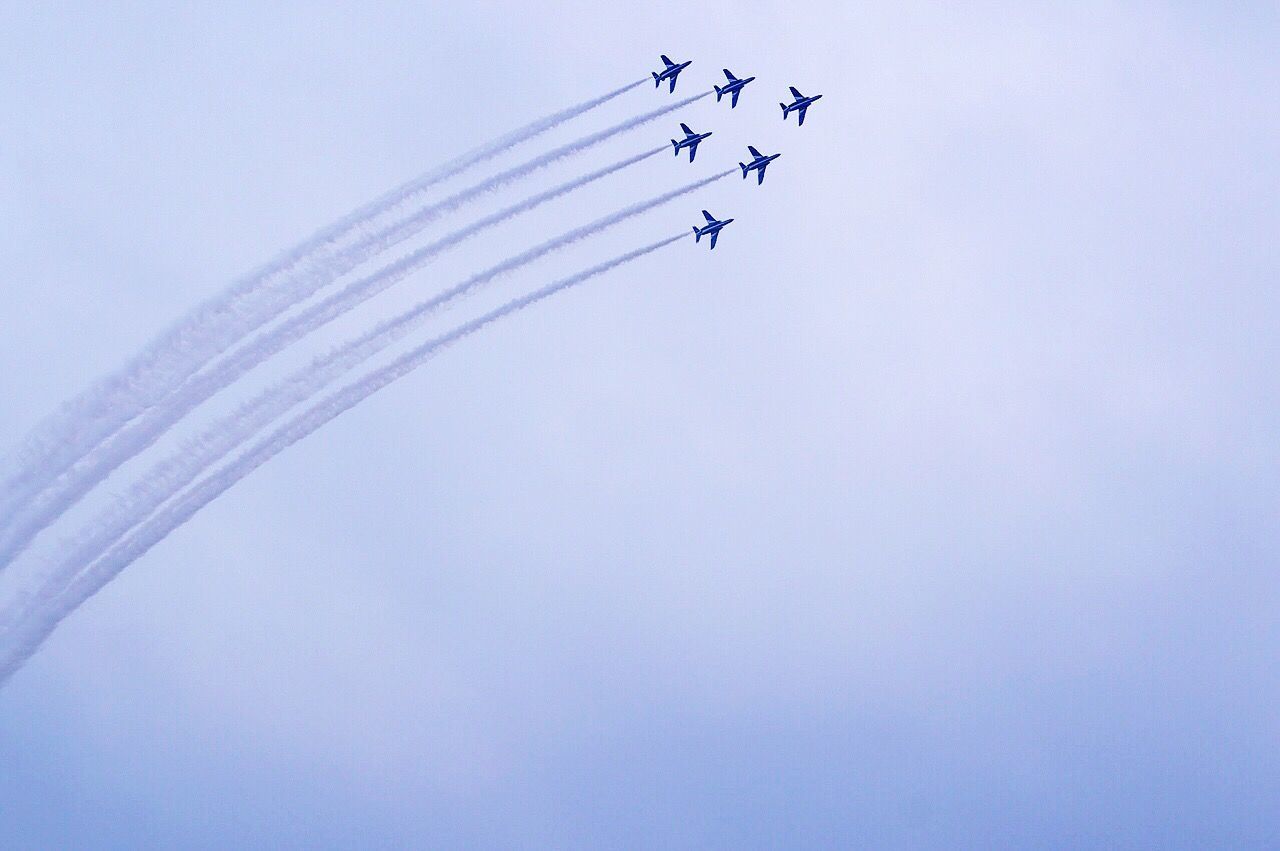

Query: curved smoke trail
[0,232,688,686]
[0,145,669,567]
[0,172,728,633]
[0,86,707,539]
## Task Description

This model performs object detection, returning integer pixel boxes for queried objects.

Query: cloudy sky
[1,2,1277,847]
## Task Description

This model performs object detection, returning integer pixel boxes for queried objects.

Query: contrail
[0,232,688,686]
[0,81,688,534]
[0,79,643,517]
[0,173,729,631]
[0,87,705,532]
[339,92,709,270]
[0,144,669,568]
[334,78,648,239]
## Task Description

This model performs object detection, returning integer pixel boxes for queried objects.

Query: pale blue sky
[1,2,1278,847]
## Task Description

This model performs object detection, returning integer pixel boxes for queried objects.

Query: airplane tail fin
[713,84,723,101]
[739,162,748,178]
[693,226,702,242]
[652,72,661,87]
[671,139,680,155]
[780,102,790,117]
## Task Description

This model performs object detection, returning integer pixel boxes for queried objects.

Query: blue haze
[1,2,1277,847]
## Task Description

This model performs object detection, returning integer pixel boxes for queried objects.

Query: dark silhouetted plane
[714,69,755,108]
[671,122,712,162]
[652,55,692,93]
[693,210,734,250]
[739,145,780,185]
[780,86,823,126]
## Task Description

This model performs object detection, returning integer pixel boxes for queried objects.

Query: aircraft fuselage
[653,60,692,92]
[657,62,690,82]
[693,214,734,249]
[746,153,779,172]
[786,94,822,112]
[673,132,712,152]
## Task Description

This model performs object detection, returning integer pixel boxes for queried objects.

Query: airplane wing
[680,122,692,135]
[730,89,741,108]
[757,164,767,185]
[796,106,808,126]
[661,55,675,67]
[748,145,762,158]
[702,210,716,223]
[709,230,719,250]
[668,76,677,93]
[688,141,698,162]
[723,68,737,81]
[790,86,804,99]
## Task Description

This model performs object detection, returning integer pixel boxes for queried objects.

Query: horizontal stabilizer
[714,84,723,101]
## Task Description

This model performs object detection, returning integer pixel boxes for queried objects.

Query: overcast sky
[1,2,1278,847]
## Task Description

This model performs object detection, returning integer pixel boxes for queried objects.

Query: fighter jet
[780,86,823,126]
[713,68,756,108]
[652,55,692,93]
[670,122,712,162]
[693,210,734,250]
[739,145,780,185]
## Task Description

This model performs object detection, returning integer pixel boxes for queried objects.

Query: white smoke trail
[0,81,681,528]
[0,79,642,517]
[0,144,669,567]
[338,93,706,270]
[0,174,725,623]
[0,232,687,686]
[0,171,728,633]
[327,79,648,242]
[0,87,704,530]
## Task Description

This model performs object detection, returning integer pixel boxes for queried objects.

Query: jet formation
[650,55,820,124]
[647,55,822,250]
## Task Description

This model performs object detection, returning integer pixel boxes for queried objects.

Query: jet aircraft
[739,145,780,185]
[693,210,734,250]
[780,86,823,126]
[670,122,712,162]
[652,55,692,93]
[713,68,755,108]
